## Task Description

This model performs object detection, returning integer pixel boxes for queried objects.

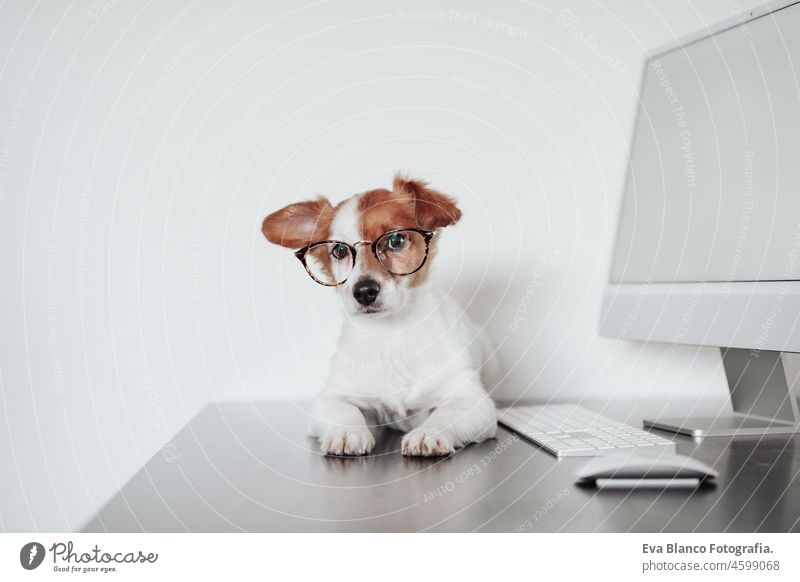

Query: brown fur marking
[392,175,462,230]
[261,197,333,249]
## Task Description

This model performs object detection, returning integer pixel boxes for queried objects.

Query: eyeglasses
[294,228,436,286]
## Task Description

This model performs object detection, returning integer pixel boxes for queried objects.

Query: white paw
[401,429,455,456]
[319,428,375,456]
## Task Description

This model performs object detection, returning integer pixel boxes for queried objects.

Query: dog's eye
[386,232,407,251]
[330,243,349,260]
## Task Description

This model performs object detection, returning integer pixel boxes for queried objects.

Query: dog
[261,174,497,456]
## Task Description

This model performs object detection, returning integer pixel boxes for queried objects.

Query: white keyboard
[499,404,677,457]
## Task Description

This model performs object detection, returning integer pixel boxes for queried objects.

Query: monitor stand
[644,348,800,437]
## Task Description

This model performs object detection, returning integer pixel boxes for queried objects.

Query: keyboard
[498,403,677,457]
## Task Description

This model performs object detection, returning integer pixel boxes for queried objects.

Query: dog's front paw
[320,428,375,456]
[401,429,455,456]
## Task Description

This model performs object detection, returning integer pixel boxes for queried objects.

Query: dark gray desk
[83,400,800,532]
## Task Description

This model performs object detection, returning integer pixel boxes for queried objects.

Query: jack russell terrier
[262,174,497,456]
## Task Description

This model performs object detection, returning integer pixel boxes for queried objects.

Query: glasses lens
[375,230,428,275]
[304,242,353,285]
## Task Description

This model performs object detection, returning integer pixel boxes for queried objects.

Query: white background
[0,0,770,531]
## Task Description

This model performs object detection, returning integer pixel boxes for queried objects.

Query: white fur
[309,196,497,456]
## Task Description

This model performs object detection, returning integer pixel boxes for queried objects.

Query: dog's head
[262,174,461,317]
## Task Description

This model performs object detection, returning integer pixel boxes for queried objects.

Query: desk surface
[83,400,800,532]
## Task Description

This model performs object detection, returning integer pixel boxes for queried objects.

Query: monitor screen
[611,2,800,284]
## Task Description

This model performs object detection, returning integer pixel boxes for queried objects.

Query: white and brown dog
[262,174,497,456]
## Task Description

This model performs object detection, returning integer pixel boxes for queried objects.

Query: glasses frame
[294,228,436,287]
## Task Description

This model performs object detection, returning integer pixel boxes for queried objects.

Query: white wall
[0,0,767,531]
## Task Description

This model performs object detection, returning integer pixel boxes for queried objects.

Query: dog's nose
[353,279,380,306]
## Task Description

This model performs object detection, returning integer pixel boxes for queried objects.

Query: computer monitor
[600,1,800,436]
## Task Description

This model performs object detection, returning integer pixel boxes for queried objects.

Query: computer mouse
[575,452,718,485]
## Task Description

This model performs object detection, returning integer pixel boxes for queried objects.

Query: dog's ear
[261,197,333,248]
[393,174,462,230]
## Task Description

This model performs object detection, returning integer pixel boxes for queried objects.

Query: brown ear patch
[261,197,333,248]
[393,174,462,230]
[357,188,417,241]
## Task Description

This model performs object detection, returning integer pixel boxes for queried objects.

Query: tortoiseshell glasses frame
[294,228,436,286]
